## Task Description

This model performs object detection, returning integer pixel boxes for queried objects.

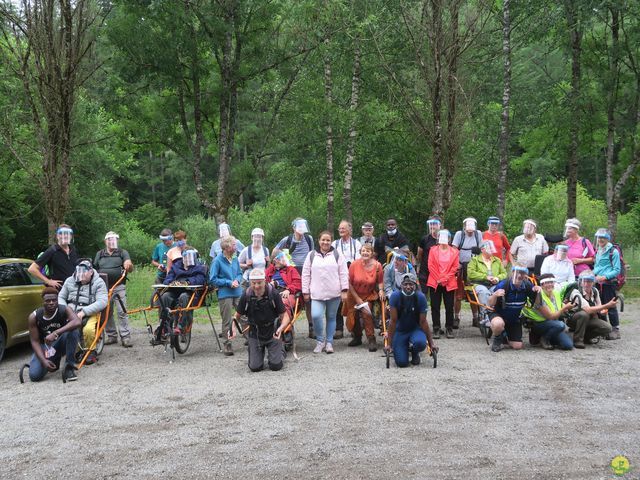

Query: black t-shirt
[35,307,69,343]
[376,231,411,262]
[418,234,438,280]
[35,245,79,282]
[237,286,286,340]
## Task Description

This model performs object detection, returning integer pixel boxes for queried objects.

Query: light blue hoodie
[593,242,621,282]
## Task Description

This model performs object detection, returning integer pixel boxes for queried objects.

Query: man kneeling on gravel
[232,269,291,372]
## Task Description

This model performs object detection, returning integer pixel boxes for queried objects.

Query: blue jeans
[311,297,341,344]
[29,330,80,382]
[532,320,573,350]
[392,328,427,367]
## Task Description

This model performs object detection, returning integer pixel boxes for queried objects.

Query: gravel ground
[1,302,638,480]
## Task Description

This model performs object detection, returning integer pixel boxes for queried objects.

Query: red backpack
[609,243,626,289]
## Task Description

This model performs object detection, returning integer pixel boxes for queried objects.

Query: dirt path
[1,302,638,479]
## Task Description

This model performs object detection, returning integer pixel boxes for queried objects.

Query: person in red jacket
[427,229,460,339]
[265,251,302,323]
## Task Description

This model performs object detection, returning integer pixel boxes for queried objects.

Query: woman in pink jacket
[427,230,460,339]
[302,231,349,354]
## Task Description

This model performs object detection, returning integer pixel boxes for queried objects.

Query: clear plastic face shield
[274,251,291,268]
[56,227,74,246]
[480,240,497,255]
[510,266,528,286]
[522,220,536,236]
[182,249,198,268]
[594,228,611,250]
[564,221,580,238]
[438,229,451,245]
[361,223,374,238]
[554,244,569,261]
[539,276,556,292]
[393,252,408,270]
[74,261,92,284]
[578,273,596,292]
[463,218,477,233]
[427,219,441,236]
[292,218,309,235]
[218,223,231,239]
[251,228,264,247]
[487,217,501,232]
[104,232,119,250]
[159,233,173,244]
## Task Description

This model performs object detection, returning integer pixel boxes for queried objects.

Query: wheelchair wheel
[173,323,192,354]
[19,364,30,384]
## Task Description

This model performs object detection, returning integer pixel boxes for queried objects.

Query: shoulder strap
[305,233,313,250]
[309,250,316,266]
[263,245,268,257]
[248,246,252,260]
[456,233,464,250]
[333,250,339,263]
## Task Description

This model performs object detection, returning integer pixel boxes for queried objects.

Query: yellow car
[0,258,44,362]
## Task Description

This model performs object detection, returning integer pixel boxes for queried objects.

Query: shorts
[488,313,523,343]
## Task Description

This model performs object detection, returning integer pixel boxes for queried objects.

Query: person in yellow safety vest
[523,273,574,350]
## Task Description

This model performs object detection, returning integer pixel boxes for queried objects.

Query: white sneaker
[325,343,334,354]
[313,341,325,354]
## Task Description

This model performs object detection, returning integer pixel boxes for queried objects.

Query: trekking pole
[381,298,390,369]
[283,295,301,334]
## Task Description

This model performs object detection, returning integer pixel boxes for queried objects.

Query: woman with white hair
[239,228,270,283]
[563,218,595,276]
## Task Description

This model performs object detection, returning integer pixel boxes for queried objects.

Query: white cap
[248,268,266,281]
[251,228,265,237]
[104,231,119,240]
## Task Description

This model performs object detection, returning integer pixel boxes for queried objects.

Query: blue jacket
[594,242,621,282]
[209,253,243,299]
[164,258,207,286]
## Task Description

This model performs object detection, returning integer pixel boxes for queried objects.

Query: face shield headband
[56,227,74,245]
[292,219,309,235]
[105,233,119,250]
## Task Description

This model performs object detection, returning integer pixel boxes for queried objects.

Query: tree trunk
[428,0,445,217]
[324,38,335,232]
[497,0,511,219]
[605,7,619,235]
[565,1,581,219]
[443,1,460,213]
[343,41,361,225]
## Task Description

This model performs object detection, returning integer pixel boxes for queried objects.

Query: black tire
[385,350,390,369]
[173,318,192,354]
[0,325,5,364]
[431,349,438,369]
[95,329,105,356]
[19,363,29,383]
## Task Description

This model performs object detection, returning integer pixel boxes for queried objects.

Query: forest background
[1,0,639,271]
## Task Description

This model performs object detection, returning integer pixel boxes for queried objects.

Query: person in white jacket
[301,231,349,354]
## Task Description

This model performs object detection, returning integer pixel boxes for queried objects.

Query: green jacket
[467,255,507,284]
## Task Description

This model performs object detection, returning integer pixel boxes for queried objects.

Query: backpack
[245,284,280,339]
[609,243,626,289]
[284,233,313,254]
[309,249,340,266]
[456,231,483,252]
[247,245,269,260]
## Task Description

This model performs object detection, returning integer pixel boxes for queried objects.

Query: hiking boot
[121,336,133,348]
[223,342,234,356]
[367,336,377,352]
[325,343,334,354]
[574,341,585,349]
[540,337,554,350]
[432,328,441,340]
[348,336,362,347]
[64,366,78,382]
[85,352,98,365]
[411,351,421,365]
[218,332,224,338]
[452,317,460,329]
[472,316,480,328]
[491,335,504,352]
[313,341,325,354]
[308,325,315,339]
[446,328,455,339]
[104,337,117,346]
[606,329,621,340]
[334,330,344,340]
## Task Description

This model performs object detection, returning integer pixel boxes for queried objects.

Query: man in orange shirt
[482,216,512,267]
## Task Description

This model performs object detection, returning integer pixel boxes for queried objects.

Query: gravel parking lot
[1,302,638,479]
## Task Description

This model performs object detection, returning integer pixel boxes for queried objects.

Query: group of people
[24,212,624,381]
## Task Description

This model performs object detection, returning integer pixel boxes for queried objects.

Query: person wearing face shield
[416,216,442,294]
[265,251,302,323]
[521,273,574,350]
[593,228,622,340]
[482,216,512,267]
[94,232,134,347]
[540,244,575,284]
[486,265,537,352]
[566,270,614,348]
[385,273,437,367]
[210,223,245,259]
[29,224,80,289]
[452,217,484,327]
[272,218,315,337]
[510,219,549,270]
[239,228,270,284]
[152,228,174,283]
[467,240,507,320]
[383,249,416,299]
[375,218,411,265]
[57,259,108,362]
[359,222,377,256]
[166,230,189,273]
[562,218,595,276]
[426,230,459,339]
[158,248,208,338]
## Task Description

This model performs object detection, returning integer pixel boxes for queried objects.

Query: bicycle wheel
[95,329,106,356]
[173,321,192,354]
